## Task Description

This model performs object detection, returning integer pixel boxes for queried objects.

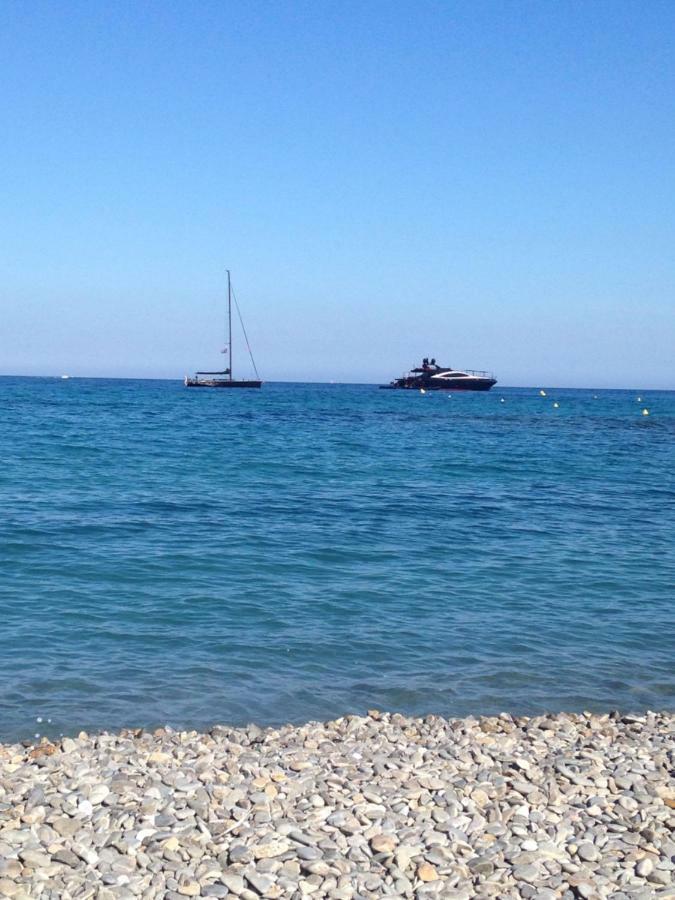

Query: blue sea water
[0,377,673,742]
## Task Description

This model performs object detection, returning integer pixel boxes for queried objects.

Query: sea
[1,377,673,743]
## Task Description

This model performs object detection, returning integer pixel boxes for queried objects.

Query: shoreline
[1,710,673,899]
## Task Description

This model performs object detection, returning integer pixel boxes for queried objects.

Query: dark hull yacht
[185,270,262,389]
[381,358,496,391]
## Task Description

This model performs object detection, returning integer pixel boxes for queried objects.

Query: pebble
[636,858,653,877]
[18,849,51,868]
[0,711,672,898]
[514,863,540,883]
[370,833,396,854]
[417,862,438,882]
[245,872,274,894]
[89,784,110,805]
[252,838,291,859]
[51,848,80,868]
[221,873,246,894]
[395,846,418,871]
[577,843,599,862]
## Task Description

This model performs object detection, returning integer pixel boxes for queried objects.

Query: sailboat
[185,270,262,388]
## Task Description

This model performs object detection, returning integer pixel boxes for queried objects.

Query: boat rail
[463,369,494,378]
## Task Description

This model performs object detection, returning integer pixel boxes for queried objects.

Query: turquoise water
[0,377,673,742]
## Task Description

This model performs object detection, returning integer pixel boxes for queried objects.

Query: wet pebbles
[1,710,673,898]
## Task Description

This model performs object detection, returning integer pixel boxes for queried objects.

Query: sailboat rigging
[185,270,262,389]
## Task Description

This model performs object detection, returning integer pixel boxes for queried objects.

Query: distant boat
[185,270,262,389]
[381,357,497,391]
[61,375,70,380]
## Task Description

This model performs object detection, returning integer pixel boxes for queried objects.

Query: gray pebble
[0,710,672,900]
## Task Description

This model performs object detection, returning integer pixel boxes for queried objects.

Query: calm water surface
[0,378,673,741]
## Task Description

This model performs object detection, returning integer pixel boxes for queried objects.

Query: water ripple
[0,378,673,741]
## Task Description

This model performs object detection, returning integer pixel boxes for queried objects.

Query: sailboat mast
[227,269,232,380]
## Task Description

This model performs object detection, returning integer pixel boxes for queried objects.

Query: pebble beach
[1,711,674,899]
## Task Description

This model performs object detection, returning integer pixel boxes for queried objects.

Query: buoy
[420,388,426,394]
[553,402,559,408]
[500,398,505,403]
[593,395,598,399]
[642,408,649,416]
[539,389,546,397]
[637,396,642,402]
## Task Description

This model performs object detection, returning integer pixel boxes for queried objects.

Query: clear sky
[2,0,674,387]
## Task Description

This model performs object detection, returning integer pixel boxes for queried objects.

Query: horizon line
[0,374,672,392]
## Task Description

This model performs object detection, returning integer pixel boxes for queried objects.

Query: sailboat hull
[187,270,262,389]
[185,378,262,388]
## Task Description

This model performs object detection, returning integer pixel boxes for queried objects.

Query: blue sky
[2,0,674,386]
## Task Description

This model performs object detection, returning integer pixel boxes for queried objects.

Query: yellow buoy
[642,408,649,416]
